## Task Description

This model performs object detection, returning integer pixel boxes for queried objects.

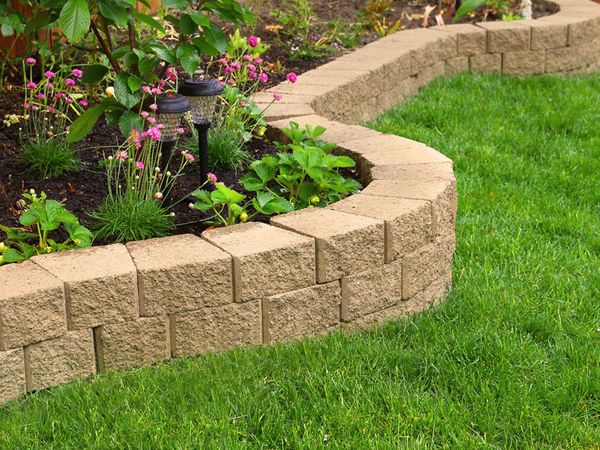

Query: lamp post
[155,92,191,170]
[178,78,224,180]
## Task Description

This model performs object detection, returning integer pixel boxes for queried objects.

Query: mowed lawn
[1,73,599,449]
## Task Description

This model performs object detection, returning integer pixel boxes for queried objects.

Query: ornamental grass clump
[6,58,89,178]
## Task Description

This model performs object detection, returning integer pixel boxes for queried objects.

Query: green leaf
[324,154,356,169]
[64,222,93,247]
[80,64,110,84]
[191,189,212,204]
[127,74,142,93]
[239,174,264,192]
[66,104,107,143]
[114,73,142,109]
[1,23,14,37]
[138,57,159,76]
[132,10,165,32]
[98,1,128,27]
[212,183,245,205]
[148,43,177,65]
[190,11,210,27]
[162,0,189,9]
[2,247,25,263]
[18,209,40,227]
[118,111,143,137]
[59,0,90,42]
[179,14,197,35]
[251,160,276,184]
[454,0,486,22]
[176,42,200,75]
[42,200,77,231]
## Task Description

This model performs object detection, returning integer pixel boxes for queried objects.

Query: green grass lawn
[2,73,599,448]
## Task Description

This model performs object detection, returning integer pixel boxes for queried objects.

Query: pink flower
[224,66,233,75]
[23,102,30,109]
[181,151,195,162]
[26,81,37,89]
[140,111,149,118]
[248,71,257,79]
[177,127,185,135]
[207,172,217,183]
[149,103,158,111]
[153,192,163,200]
[166,66,177,81]
[231,62,241,71]
[143,125,161,141]
[65,78,76,86]
[286,72,298,84]
[36,93,45,99]
[227,79,236,86]
[66,98,73,104]
[247,64,256,72]
[247,36,259,47]
[259,73,268,84]
[72,68,83,78]
[31,105,39,110]
[254,57,264,64]
[25,57,36,65]
[115,150,129,161]
[218,57,228,65]
[79,100,89,107]
[273,92,282,102]
[45,82,54,88]
[129,129,141,148]
[44,71,55,79]
[147,117,156,124]
[142,85,152,94]
[150,87,163,95]
[55,92,65,99]
[48,106,55,113]
[135,161,145,170]
[243,55,253,62]
[240,101,249,107]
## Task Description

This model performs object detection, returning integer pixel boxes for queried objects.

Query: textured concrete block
[416,61,446,87]
[330,193,432,262]
[341,260,402,322]
[0,348,25,405]
[203,223,315,302]
[271,208,385,283]
[432,24,487,55]
[369,162,454,182]
[33,245,138,330]
[95,317,170,372]
[470,53,502,73]
[567,15,600,47]
[402,236,454,299]
[345,275,450,330]
[261,102,315,121]
[171,301,261,357]
[362,178,457,238]
[445,56,470,75]
[524,19,568,50]
[0,261,66,350]
[502,50,546,75]
[25,329,95,392]
[126,234,233,316]
[263,282,341,343]
[546,44,591,73]
[477,21,530,53]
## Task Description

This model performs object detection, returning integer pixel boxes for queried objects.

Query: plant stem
[90,20,121,74]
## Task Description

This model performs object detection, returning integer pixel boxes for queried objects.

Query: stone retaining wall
[2,0,600,406]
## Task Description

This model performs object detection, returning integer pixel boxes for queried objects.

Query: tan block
[341,260,402,322]
[416,61,446,88]
[470,53,502,73]
[445,56,469,75]
[267,114,380,146]
[362,178,457,238]
[262,102,315,121]
[33,245,138,330]
[377,77,419,113]
[370,162,454,182]
[402,236,454,299]
[477,21,530,53]
[171,301,261,357]
[263,282,341,343]
[546,44,591,73]
[203,223,315,302]
[345,275,450,330]
[253,91,314,105]
[432,24,487,55]
[502,50,546,75]
[271,208,385,283]
[0,261,66,350]
[95,316,170,372]
[25,329,95,392]
[126,234,232,316]
[330,193,432,262]
[0,348,25,405]
[566,15,600,46]
[521,19,568,50]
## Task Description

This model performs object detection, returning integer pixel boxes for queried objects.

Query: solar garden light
[178,77,224,180]
[155,92,191,169]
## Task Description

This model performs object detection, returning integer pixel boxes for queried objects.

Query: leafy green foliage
[18,139,81,179]
[59,0,90,42]
[454,0,487,21]
[0,191,92,265]
[181,127,250,172]
[191,182,252,227]
[89,194,174,243]
[240,122,360,209]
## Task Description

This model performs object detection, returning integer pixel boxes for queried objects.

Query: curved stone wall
[2,0,600,405]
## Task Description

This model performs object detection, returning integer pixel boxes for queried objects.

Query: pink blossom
[177,127,185,135]
[129,130,141,148]
[207,172,217,183]
[66,98,74,104]
[273,92,282,102]
[79,100,89,107]
[36,93,45,99]
[140,111,149,118]
[65,78,76,86]
[243,55,253,62]
[247,64,256,72]
[44,71,55,79]
[247,36,259,48]
[115,150,129,161]
[248,71,257,79]
[149,103,158,111]
[23,102,30,109]
[181,151,195,162]
[231,62,241,71]
[26,81,37,89]
[227,79,236,86]
[218,57,228,65]
[143,125,161,141]
[48,106,56,113]
[150,87,163,95]
[259,73,268,84]
[55,92,65,99]
[72,68,83,78]
[286,72,298,84]
[240,101,249,107]
[135,161,145,170]
[25,57,36,65]
[142,85,152,94]
[153,192,163,200]
[254,57,264,64]
[224,66,233,75]
[166,66,177,81]
[45,82,54,88]
[147,117,156,124]
[31,105,39,110]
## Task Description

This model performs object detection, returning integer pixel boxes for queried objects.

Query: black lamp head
[178,78,224,125]
[155,93,191,142]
